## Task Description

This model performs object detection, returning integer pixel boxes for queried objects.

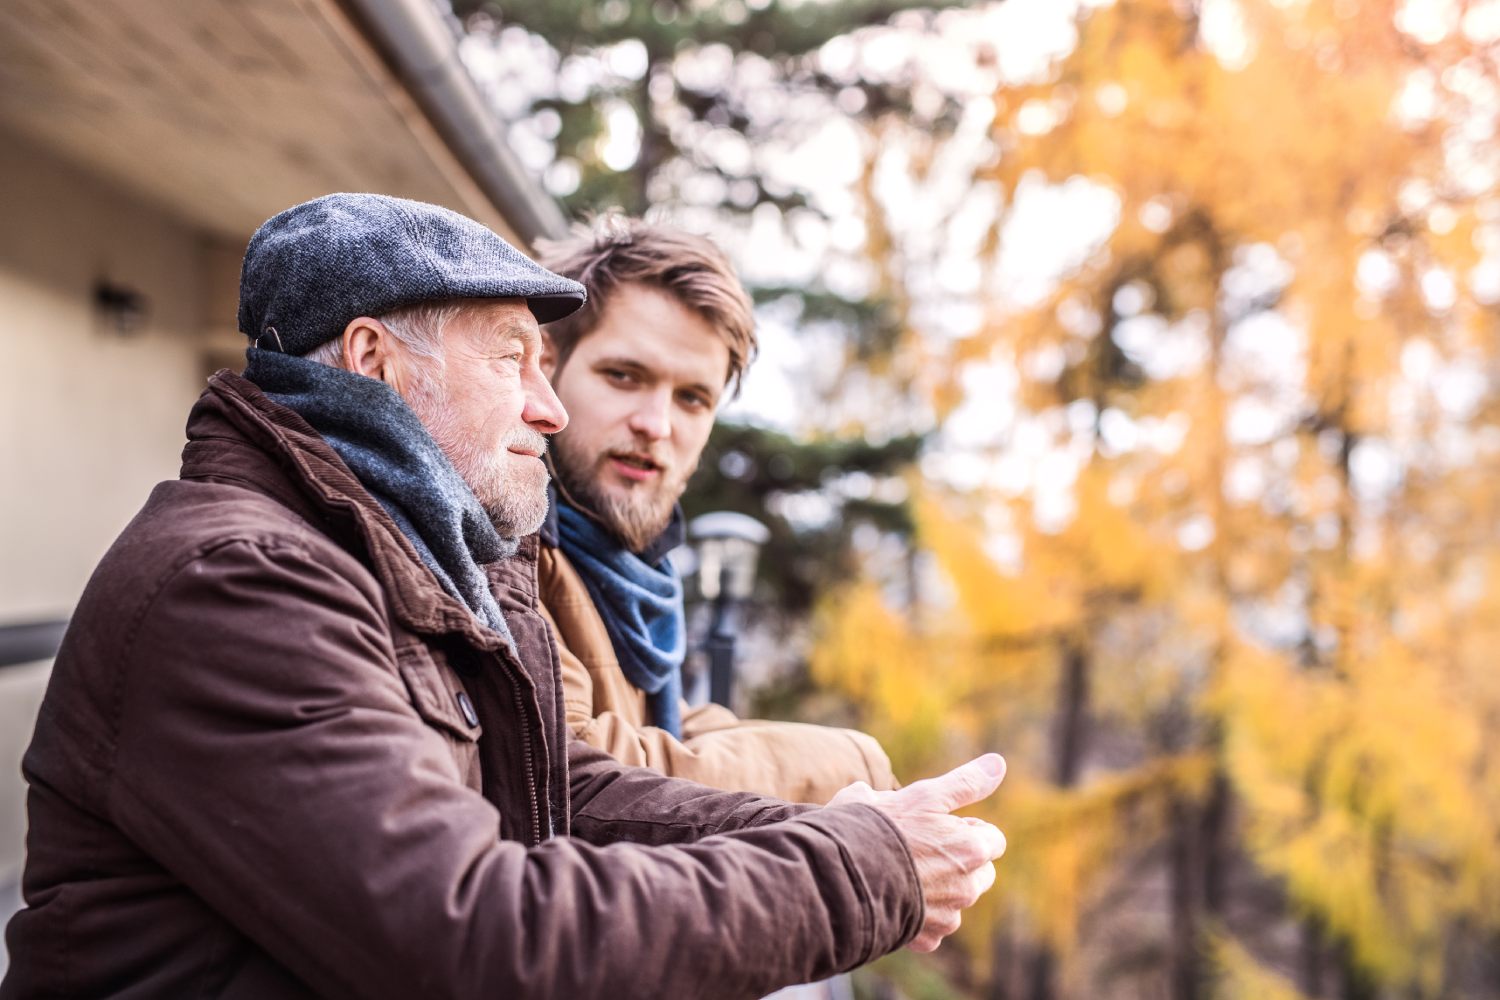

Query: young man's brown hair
[536,215,758,395]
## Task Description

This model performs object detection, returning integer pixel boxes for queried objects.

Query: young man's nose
[626,388,672,441]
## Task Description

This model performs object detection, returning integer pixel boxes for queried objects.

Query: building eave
[338,0,569,246]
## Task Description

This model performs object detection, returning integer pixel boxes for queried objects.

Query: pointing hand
[829,754,1007,952]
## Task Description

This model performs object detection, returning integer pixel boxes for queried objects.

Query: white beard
[405,367,550,537]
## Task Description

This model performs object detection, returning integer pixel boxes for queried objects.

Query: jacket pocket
[394,643,485,792]
[395,643,483,741]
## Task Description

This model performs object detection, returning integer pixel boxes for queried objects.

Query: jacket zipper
[509,679,542,845]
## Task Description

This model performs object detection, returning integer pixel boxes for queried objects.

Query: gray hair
[300,302,464,375]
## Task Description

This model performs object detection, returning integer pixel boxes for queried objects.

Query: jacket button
[455,691,479,728]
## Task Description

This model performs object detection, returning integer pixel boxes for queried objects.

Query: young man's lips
[609,455,661,481]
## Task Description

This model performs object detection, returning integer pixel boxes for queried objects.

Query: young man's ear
[539,332,559,379]
[341,316,406,394]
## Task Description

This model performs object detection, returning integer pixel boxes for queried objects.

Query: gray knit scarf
[244,349,516,645]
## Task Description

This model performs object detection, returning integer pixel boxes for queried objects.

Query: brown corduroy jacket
[0,370,923,1000]
[537,521,899,804]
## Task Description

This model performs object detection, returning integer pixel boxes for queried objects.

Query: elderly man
[533,217,899,804]
[1,194,1006,1000]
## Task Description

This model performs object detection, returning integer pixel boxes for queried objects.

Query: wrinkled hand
[829,754,1007,952]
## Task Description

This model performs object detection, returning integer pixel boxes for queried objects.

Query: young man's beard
[404,365,551,538]
[551,436,690,554]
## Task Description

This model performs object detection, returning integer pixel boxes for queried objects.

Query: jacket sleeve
[107,538,923,1000]
[565,738,813,846]
[544,601,899,804]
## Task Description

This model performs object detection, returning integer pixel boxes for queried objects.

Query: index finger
[904,753,1006,813]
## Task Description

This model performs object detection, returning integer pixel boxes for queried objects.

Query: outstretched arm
[545,597,898,803]
[109,539,924,1000]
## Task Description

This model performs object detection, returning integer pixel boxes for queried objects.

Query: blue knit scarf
[244,349,516,645]
[556,502,686,737]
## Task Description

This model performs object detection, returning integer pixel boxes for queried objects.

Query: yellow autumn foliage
[814,0,1500,995]
[1209,931,1311,1000]
[1215,626,1500,990]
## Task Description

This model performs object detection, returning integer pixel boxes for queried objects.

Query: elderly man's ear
[341,316,407,393]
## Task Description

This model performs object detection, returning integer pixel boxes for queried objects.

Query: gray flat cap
[238,193,586,355]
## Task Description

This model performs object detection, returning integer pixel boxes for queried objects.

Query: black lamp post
[687,512,769,709]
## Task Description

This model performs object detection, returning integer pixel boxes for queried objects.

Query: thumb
[907,753,1006,813]
[828,779,881,808]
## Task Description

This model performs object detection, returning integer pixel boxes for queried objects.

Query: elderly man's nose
[524,368,568,434]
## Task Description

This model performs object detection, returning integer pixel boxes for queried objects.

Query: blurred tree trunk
[1488,931,1500,996]
[1300,916,1328,997]
[1162,765,1231,1000]
[1027,640,1093,1000]
[1199,766,1229,919]
[985,927,1017,1000]
[1337,940,1378,1000]
[1024,951,1055,1000]
[1052,641,1090,788]
[1167,795,1201,1000]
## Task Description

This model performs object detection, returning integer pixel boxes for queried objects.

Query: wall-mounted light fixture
[93,280,149,337]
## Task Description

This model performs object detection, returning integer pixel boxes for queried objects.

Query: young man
[1,195,1007,999]
[535,217,899,803]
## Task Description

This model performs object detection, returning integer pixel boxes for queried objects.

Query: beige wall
[0,128,241,622]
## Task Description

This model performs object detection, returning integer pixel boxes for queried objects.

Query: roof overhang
[0,0,562,248]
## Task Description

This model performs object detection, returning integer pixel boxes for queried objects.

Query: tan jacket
[537,534,898,804]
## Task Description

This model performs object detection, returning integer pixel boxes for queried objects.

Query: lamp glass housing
[688,511,769,601]
[696,535,760,601]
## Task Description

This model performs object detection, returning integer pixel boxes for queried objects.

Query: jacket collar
[183,369,536,648]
